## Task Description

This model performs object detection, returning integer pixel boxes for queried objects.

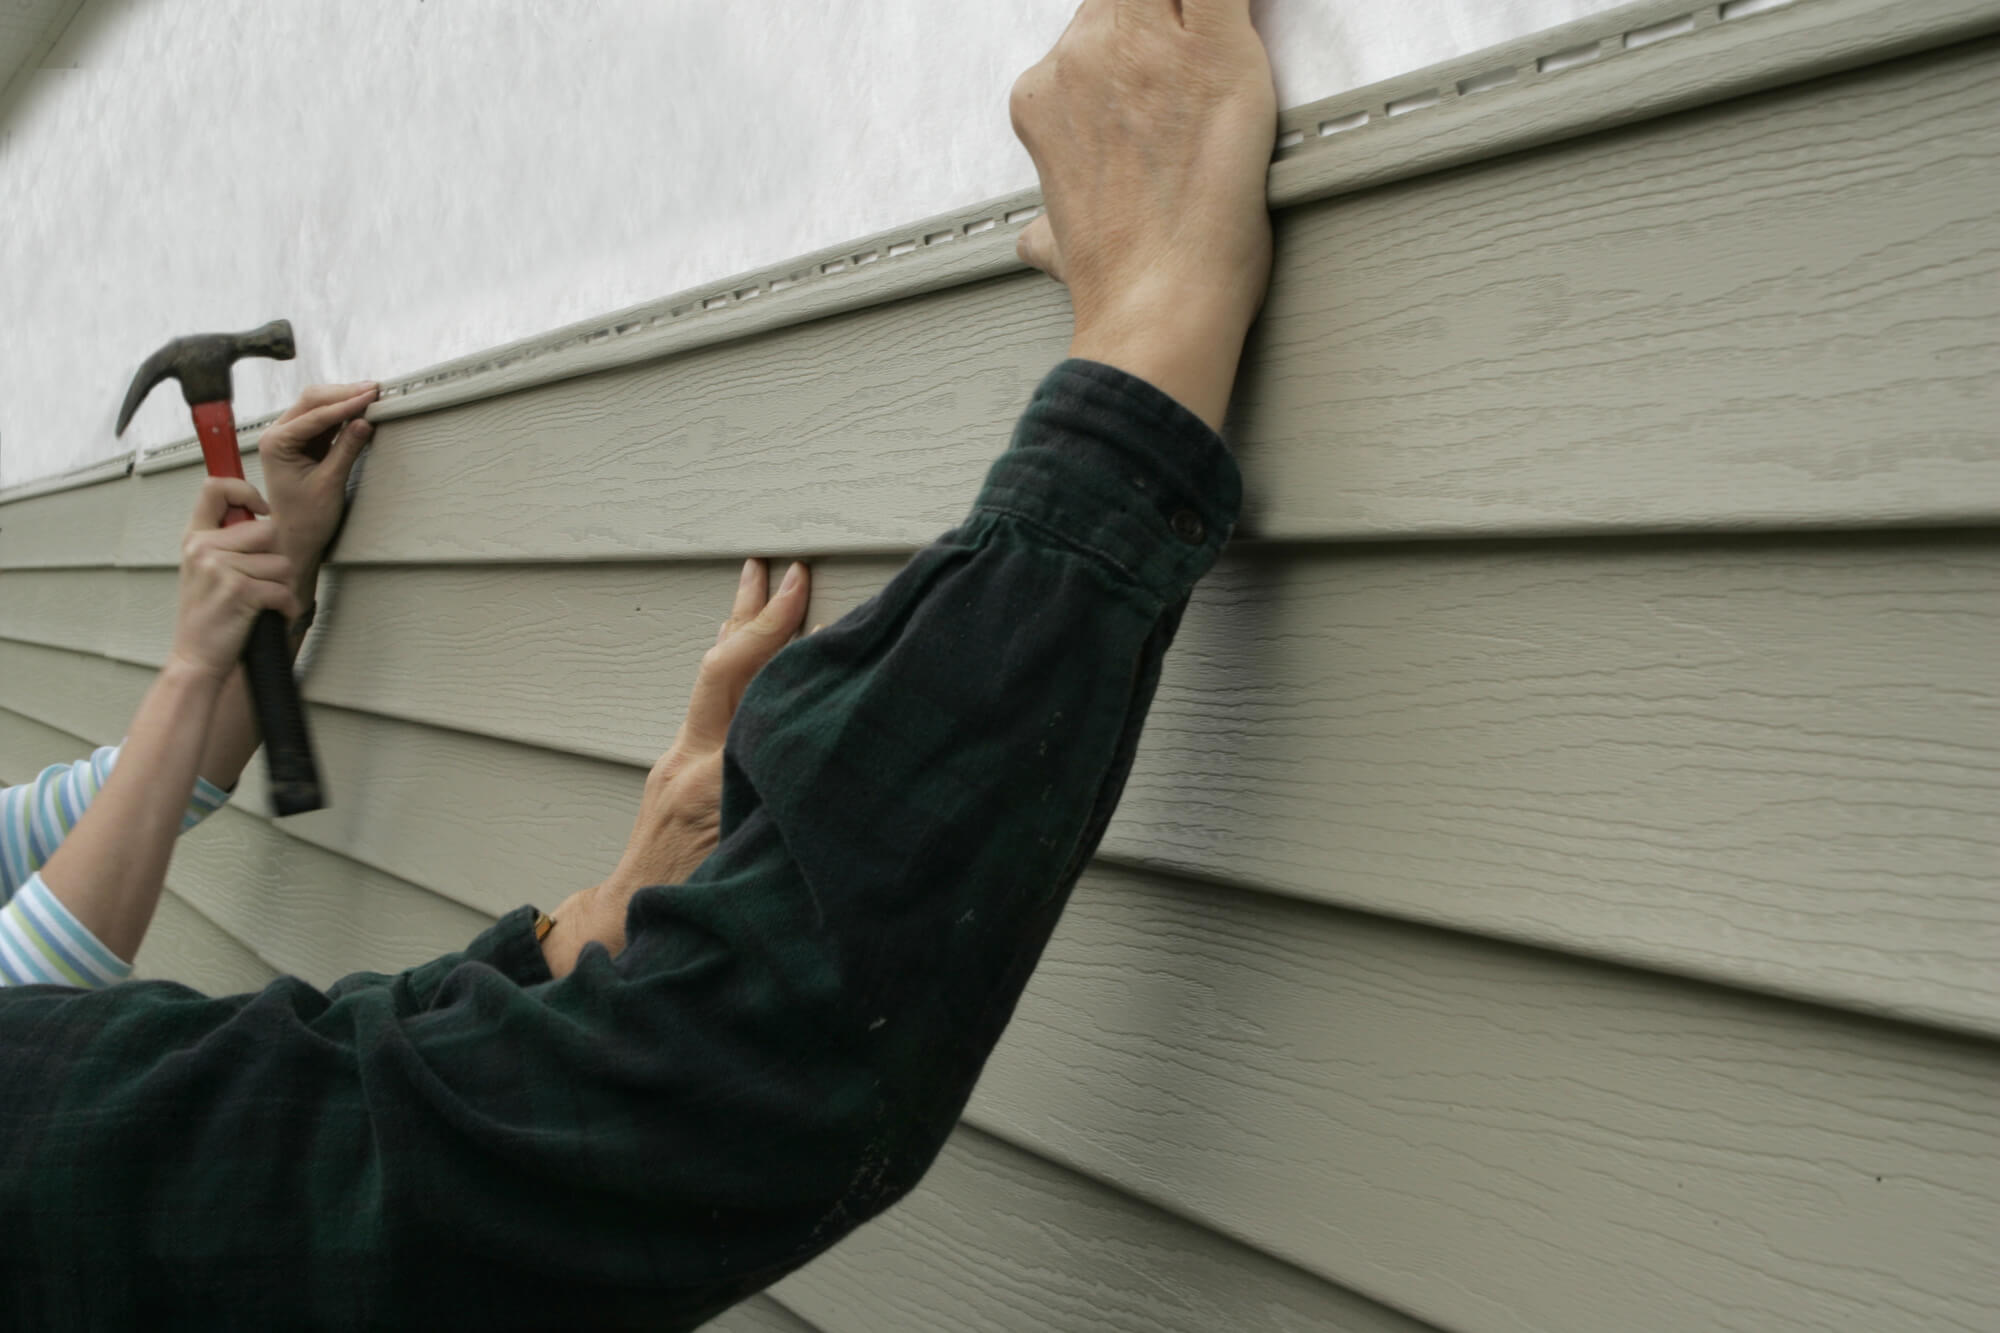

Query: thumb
[1016,213,1065,282]
[188,477,269,531]
[678,561,811,753]
[323,417,374,483]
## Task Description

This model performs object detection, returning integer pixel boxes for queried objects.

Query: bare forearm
[1067,291,1254,434]
[42,661,227,961]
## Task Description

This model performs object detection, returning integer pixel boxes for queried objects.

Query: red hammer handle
[187,400,324,815]
[190,401,256,525]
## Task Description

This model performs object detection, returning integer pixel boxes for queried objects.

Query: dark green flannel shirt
[0,359,1241,1330]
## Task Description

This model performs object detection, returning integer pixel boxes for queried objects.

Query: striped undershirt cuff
[186,774,231,830]
[0,874,132,989]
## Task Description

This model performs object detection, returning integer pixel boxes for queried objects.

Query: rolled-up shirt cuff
[184,775,232,831]
[465,905,555,987]
[0,874,132,989]
[971,358,1243,606]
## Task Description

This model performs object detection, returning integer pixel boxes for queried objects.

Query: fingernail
[781,561,805,593]
[740,558,759,587]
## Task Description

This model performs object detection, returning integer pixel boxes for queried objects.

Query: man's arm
[0,360,1241,1329]
[0,0,1275,1324]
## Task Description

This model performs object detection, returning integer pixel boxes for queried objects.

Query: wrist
[157,651,237,694]
[1068,324,1249,434]
[284,555,322,604]
[1068,282,1257,432]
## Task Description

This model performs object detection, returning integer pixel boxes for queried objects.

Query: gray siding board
[0,478,130,569]
[300,536,2000,1038]
[972,864,2000,1333]
[0,568,119,654]
[167,804,494,988]
[0,637,144,743]
[772,1125,1436,1333]
[8,532,1996,1038]
[132,890,281,996]
[1244,34,2000,542]
[24,632,1990,1330]
[299,560,909,767]
[234,703,644,922]
[703,1296,823,1333]
[1265,0,2000,214]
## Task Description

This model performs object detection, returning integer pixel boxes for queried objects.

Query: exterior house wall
[0,2,1996,1328]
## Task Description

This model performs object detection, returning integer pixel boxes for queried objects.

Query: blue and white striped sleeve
[0,875,132,987]
[0,745,232,989]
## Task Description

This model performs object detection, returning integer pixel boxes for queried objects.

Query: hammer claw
[114,319,296,437]
[114,340,181,437]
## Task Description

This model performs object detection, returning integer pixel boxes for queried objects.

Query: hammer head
[115,319,296,436]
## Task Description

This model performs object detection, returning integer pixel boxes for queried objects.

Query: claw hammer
[116,319,324,815]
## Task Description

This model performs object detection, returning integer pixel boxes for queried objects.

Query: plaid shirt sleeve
[0,359,1241,1331]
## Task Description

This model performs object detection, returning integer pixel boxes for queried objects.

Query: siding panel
[0,477,130,570]
[132,890,281,995]
[32,536,1995,1035]
[234,703,643,921]
[0,567,121,654]
[972,864,2000,1333]
[166,805,494,987]
[98,36,1995,570]
[704,1295,823,1333]
[773,1126,1435,1333]
[0,639,145,751]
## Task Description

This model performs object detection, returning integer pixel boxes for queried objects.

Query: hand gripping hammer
[116,319,324,815]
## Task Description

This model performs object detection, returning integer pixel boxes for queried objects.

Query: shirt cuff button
[1169,508,1206,545]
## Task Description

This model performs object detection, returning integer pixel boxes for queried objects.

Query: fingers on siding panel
[77,37,2000,574]
[20,527,1998,1038]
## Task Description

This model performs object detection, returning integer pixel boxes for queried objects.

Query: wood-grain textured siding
[2,4,1995,1330]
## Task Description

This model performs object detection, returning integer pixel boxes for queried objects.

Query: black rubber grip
[242,610,324,815]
